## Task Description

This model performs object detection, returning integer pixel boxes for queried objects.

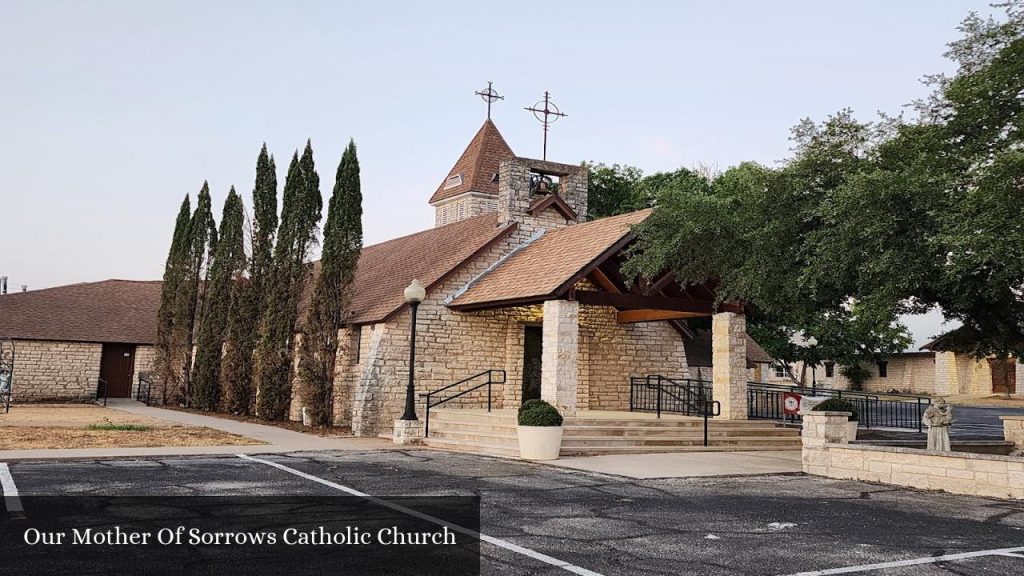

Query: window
[774,363,786,378]
[877,361,888,378]
[352,327,362,364]
[824,361,835,378]
[443,173,463,190]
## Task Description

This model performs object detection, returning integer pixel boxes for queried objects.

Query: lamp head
[404,279,426,304]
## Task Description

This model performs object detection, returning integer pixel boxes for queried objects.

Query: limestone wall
[803,411,1024,500]
[10,339,102,401]
[132,345,155,399]
[1003,416,1024,447]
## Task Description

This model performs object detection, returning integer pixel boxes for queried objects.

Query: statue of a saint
[922,398,953,451]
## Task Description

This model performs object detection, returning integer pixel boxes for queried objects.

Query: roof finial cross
[524,91,567,161]
[475,81,504,120]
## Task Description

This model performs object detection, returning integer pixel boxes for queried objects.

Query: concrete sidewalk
[0,400,394,462]
[546,450,804,479]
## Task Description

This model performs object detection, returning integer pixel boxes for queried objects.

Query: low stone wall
[803,411,1024,500]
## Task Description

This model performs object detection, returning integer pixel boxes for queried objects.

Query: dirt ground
[0,404,262,449]
[161,406,353,437]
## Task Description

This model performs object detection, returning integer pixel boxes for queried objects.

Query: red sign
[783,392,802,416]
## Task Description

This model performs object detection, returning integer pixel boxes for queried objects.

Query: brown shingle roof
[0,280,161,344]
[448,210,652,309]
[305,212,516,326]
[428,120,514,204]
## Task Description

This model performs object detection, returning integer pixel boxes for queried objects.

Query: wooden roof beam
[617,309,705,323]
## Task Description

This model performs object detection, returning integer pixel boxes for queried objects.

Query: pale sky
[1,0,989,347]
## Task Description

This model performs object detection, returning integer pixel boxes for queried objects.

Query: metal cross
[524,91,567,160]
[475,81,504,120]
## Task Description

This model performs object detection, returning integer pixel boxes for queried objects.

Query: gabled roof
[429,120,514,204]
[448,210,651,309]
[0,280,162,344]
[302,212,517,326]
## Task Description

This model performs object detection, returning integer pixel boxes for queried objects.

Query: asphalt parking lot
[4,449,1024,576]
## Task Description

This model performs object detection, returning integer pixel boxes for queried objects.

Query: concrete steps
[422,409,802,458]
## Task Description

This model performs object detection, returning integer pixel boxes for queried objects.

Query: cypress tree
[155,196,192,403]
[171,182,216,404]
[254,142,322,420]
[222,145,277,415]
[299,139,362,426]
[191,188,246,411]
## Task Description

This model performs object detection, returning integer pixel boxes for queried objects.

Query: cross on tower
[475,81,504,120]
[524,91,567,161]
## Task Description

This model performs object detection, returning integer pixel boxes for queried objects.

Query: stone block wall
[132,345,155,399]
[10,339,102,401]
[497,157,588,235]
[712,312,748,419]
[803,411,1024,500]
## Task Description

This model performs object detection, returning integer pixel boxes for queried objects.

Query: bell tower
[429,119,515,227]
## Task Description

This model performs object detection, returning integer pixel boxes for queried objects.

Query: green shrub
[517,400,563,427]
[811,397,858,421]
[518,399,547,415]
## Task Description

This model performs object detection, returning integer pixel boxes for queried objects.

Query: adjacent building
[0,280,160,401]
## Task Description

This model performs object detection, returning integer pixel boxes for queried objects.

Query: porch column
[541,299,578,416]
[712,311,748,420]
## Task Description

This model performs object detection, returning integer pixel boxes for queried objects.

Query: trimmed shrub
[517,400,563,427]
[518,399,547,415]
[811,397,859,421]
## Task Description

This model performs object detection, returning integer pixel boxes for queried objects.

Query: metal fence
[746,382,930,431]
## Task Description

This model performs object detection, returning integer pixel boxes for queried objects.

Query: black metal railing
[629,375,720,446]
[95,377,108,407]
[746,382,930,432]
[136,372,154,405]
[419,369,506,437]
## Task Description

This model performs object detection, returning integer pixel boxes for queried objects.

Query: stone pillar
[1002,415,1024,448]
[1016,361,1023,395]
[541,299,578,416]
[712,312,748,420]
[392,419,425,445]
[934,351,958,396]
[800,410,853,475]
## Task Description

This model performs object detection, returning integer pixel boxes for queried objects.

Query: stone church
[295,119,771,438]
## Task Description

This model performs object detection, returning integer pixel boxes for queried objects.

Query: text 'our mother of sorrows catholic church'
[296,86,772,438]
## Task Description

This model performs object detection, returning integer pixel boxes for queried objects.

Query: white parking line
[0,462,24,515]
[237,454,605,576]
[783,545,1024,575]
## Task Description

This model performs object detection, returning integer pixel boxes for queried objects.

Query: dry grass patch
[162,406,353,437]
[0,404,263,450]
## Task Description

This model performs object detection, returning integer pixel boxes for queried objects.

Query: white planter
[517,426,564,460]
[847,420,859,441]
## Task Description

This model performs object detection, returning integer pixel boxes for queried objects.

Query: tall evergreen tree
[222,145,278,414]
[171,182,216,404]
[154,196,192,403]
[254,141,322,420]
[191,188,246,410]
[299,139,362,426]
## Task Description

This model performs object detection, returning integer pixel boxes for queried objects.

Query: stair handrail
[95,377,108,407]
[419,369,507,437]
[645,375,720,446]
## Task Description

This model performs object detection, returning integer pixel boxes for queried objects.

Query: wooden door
[989,358,1017,394]
[100,344,135,398]
[521,326,543,402]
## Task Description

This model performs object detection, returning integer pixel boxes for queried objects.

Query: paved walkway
[0,399,394,462]
[547,450,804,479]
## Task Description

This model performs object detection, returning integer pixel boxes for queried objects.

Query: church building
[296,118,771,439]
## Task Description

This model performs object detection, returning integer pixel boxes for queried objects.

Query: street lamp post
[401,279,426,421]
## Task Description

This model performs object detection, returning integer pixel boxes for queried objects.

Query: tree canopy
[619,2,1024,365]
